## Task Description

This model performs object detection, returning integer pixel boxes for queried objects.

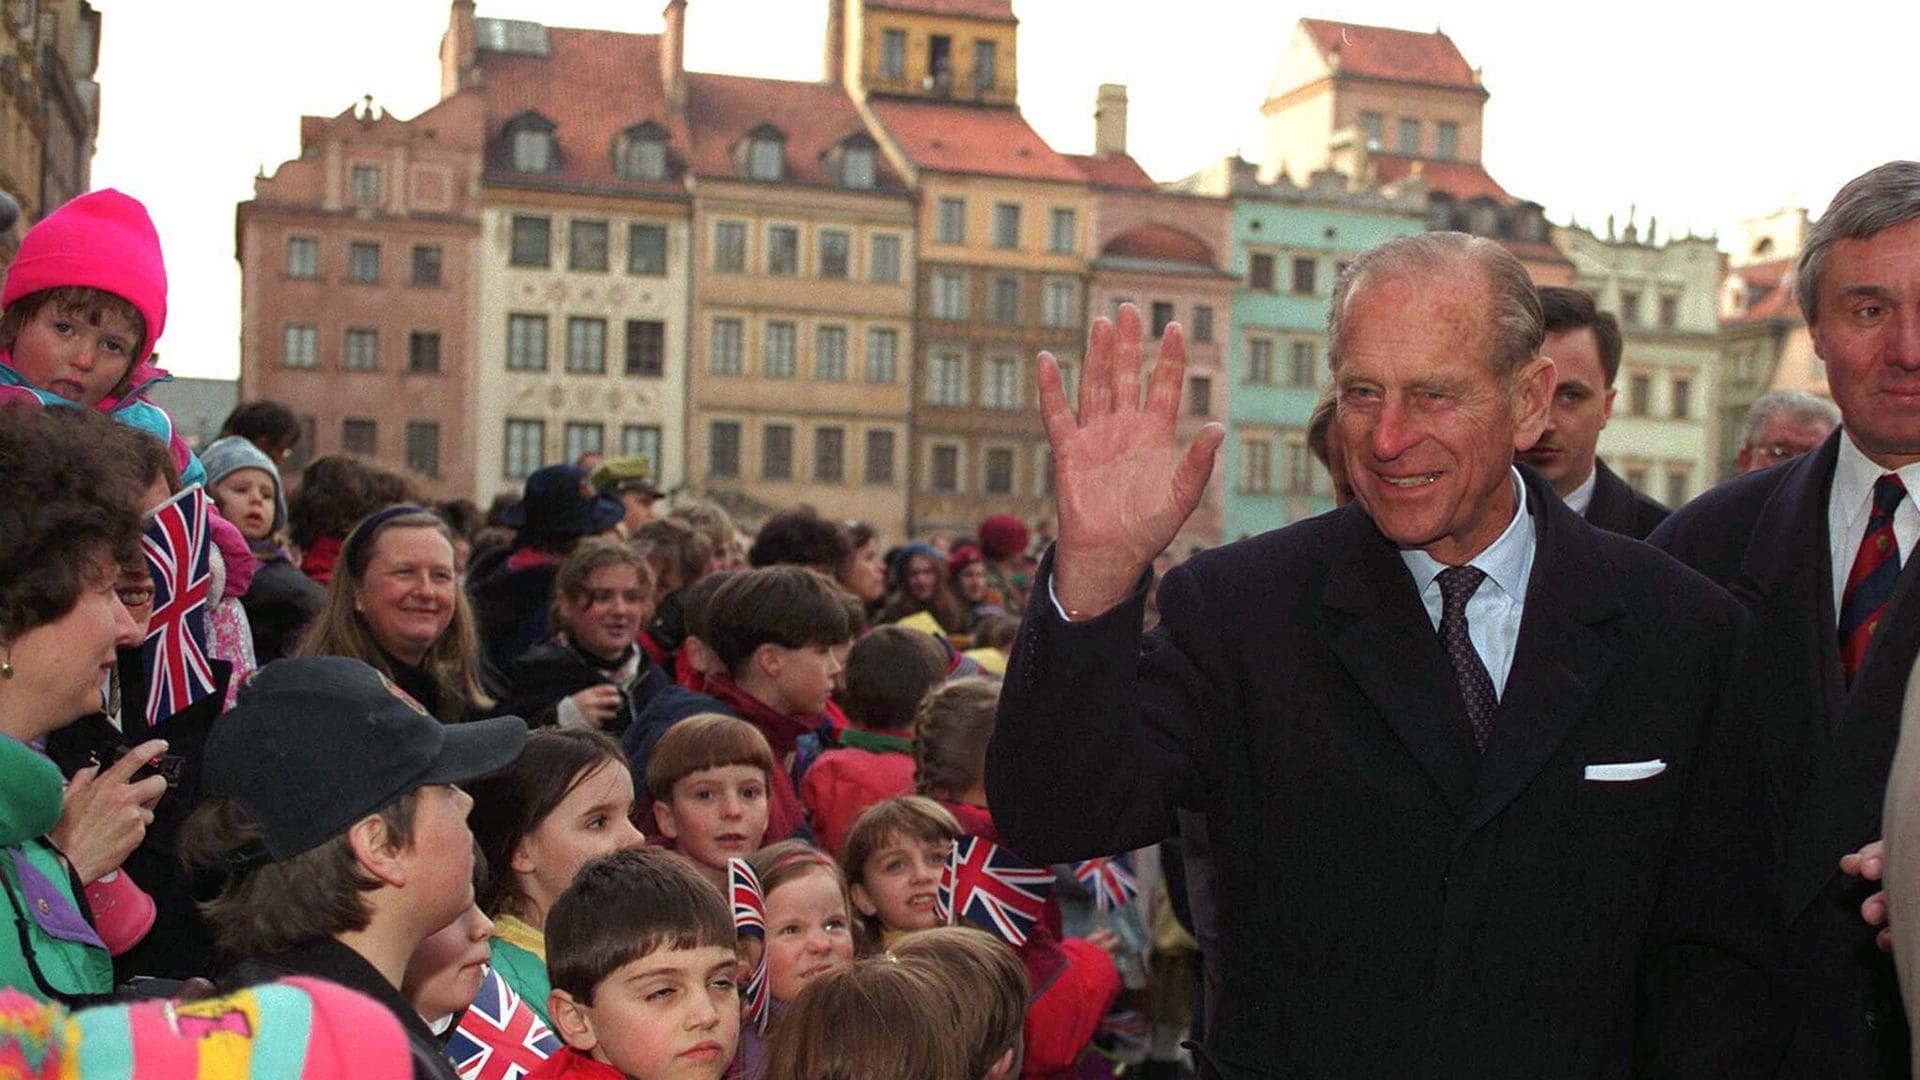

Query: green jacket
[489,915,552,1024]
[0,736,112,1001]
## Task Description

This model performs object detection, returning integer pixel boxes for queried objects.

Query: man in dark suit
[1649,160,1920,1079]
[1517,286,1670,538]
[988,233,1779,1078]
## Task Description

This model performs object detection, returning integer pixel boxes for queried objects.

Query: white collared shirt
[1397,469,1538,700]
[1562,467,1598,518]
[1828,430,1920,623]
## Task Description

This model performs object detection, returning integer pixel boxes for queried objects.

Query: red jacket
[527,1048,623,1080]
[799,730,917,855]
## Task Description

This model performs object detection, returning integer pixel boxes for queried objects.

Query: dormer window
[739,124,786,182]
[504,112,557,174]
[834,134,877,190]
[614,122,670,182]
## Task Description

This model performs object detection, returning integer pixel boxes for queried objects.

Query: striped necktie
[1839,473,1907,683]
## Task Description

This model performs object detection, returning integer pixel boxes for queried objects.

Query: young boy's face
[10,302,141,406]
[760,641,841,715]
[402,902,494,1023]
[852,830,952,933]
[397,784,480,938]
[211,467,276,542]
[561,945,741,1080]
[654,765,769,873]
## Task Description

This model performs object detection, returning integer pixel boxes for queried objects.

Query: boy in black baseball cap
[181,656,528,1080]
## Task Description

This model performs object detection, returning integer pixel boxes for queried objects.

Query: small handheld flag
[448,966,562,1080]
[730,857,770,1031]
[1073,856,1140,915]
[938,836,1054,947]
[140,485,217,727]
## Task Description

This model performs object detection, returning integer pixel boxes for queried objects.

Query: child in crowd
[891,926,1030,1080]
[664,497,738,575]
[403,902,495,1035]
[201,433,325,663]
[287,455,413,584]
[762,956,969,1080]
[800,626,950,854]
[468,729,646,1026]
[644,714,774,890]
[750,840,857,1006]
[181,656,528,1080]
[840,796,963,951]
[497,539,669,734]
[535,849,741,1080]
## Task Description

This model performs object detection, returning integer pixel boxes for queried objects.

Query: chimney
[439,0,476,100]
[1094,83,1128,157]
[824,0,845,85]
[661,0,687,109]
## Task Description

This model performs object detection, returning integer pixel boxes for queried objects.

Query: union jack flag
[730,857,770,1031]
[938,836,1054,948]
[140,485,216,727]
[449,966,561,1080]
[1073,856,1139,915]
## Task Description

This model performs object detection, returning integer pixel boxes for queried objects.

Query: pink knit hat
[1,188,168,361]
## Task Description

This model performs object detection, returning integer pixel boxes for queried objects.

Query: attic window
[744,128,785,182]
[615,123,669,182]
[838,138,876,190]
[505,113,557,174]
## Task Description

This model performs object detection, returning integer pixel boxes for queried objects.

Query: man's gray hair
[1742,389,1840,449]
[1327,232,1543,380]
[1795,161,1920,325]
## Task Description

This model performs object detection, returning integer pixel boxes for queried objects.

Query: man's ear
[547,989,599,1052]
[654,798,680,841]
[1509,355,1555,452]
[849,881,879,918]
[347,815,407,888]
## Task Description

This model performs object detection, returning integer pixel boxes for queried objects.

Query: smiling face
[8,301,142,406]
[563,946,741,1080]
[762,867,855,1004]
[1334,268,1552,565]
[1811,216,1920,468]
[655,764,770,876]
[561,563,650,661]
[0,552,142,741]
[355,525,458,666]
[211,467,277,542]
[512,759,645,928]
[851,830,953,934]
[1516,326,1613,498]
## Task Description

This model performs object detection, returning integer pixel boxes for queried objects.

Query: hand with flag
[449,965,561,1080]
[730,857,770,1031]
[1072,855,1140,917]
[139,485,218,728]
[938,836,1055,947]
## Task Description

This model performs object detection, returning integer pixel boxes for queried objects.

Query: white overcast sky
[86,0,1919,380]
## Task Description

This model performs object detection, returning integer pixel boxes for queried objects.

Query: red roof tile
[1065,152,1155,190]
[683,72,906,190]
[867,98,1082,183]
[1101,224,1215,267]
[1371,153,1509,203]
[865,0,1016,23]
[1299,19,1479,89]
[1732,256,1793,290]
[476,26,689,193]
[1724,261,1803,323]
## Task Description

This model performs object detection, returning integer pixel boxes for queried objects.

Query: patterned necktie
[1438,565,1498,751]
[1840,473,1907,682]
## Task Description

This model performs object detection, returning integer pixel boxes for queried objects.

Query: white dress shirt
[1398,469,1538,700]
[1562,467,1598,518]
[1828,432,1920,624]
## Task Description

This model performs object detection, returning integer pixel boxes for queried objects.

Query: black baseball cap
[202,656,529,861]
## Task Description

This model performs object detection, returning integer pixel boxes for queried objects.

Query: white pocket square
[1583,759,1666,782]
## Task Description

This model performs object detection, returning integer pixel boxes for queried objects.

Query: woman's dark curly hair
[0,404,147,638]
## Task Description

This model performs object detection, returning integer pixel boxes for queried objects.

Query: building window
[1043,278,1076,328]
[620,425,662,469]
[816,325,848,380]
[567,317,608,374]
[840,145,875,189]
[1150,301,1175,339]
[937,197,966,245]
[628,224,668,275]
[762,321,797,378]
[1288,340,1317,387]
[1665,469,1690,507]
[819,229,851,279]
[1048,208,1076,255]
[1359,111,1383,149]
[342,418,376,456]
[510,216,551,268]
[880,29,907,79]
[709,421,741,479]
[504,419,546,479]
[1291,257,1317,296]
[507,313,549,371]
[931,270,967,320]
[762,424,794,480]
[984,356,1022,409]
[1191,305,1215,343]
[1659,294,1680,329]
[815,427,846,483]
[564,422,605,465]
[344,328,379,371]
[411,245,442,286]
[286,236,318,278]
[864,429,896,484]
[1249,253,1275,291]
[1671,376,1693,419]
[971,40,997,92]
[1628,373,1652,416]
[569,220,610,272]
[1188,376,1212,417]
[767,225,799,275]
[990,276,1019,324]
[747,134,784,181]
[407,331,441,374]
[871,234,902,283]
[866,328,899,383]
[1619,290,1642,326]
[1396,117,1420,153]
[282,324,318,368]
[348,242,380,283]
[1246,337,1275,383]
[625,320,664,377]
[930,445,960,493]
[713,220,747,273]
[1240,438,1272,493]
[993,202,1020,249]
[927,352,966,406]
[405,422,439,478]
[349,165,382,203]
[614,125,669,181]
[984,447,1015,494]
[710,318,744,375]
[512,125,555,173]
[1435,121,1459,161]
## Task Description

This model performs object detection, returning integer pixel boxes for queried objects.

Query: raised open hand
[1042,303,1224,619]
